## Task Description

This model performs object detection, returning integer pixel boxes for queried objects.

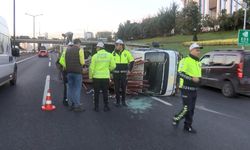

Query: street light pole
[33,16,35,39]
[25,13,43,50]
[233,0,247,30]
[243,2,247,50]
[13,0,15,48]
[243,2,247,30]
[233,0,248,49]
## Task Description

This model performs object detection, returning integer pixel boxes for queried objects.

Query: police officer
[58,42,74,106]
[172,43,202,133]
[112,39,134,107]
[89,42,116,112]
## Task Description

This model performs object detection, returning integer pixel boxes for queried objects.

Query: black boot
[122,101,128,107]
[104,105,111,112]
[63,99,69,106]
[73,106,85,112]
[93,106,99,112]
[115,99,121,107]
[172,116,179,127]
[68,103,75,111]
[115,102,121,107]
[183,125,197,134]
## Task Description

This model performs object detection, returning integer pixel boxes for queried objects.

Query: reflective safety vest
[178,55,201,88]
[59,48,67,69]
[89,49,116,79]
[59,48,84,70]
[112,49,134,72]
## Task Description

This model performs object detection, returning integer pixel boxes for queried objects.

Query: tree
[201,15,218,31]
[157,3,178,36]
[116,23,125,40]
[116,3,178,40]
[175,1,201,35]
[218,9,234,31]
[232,9,245,30]
[141,17,159,38]
[243,0,250,6]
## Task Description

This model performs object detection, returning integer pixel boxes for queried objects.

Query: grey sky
[0,0,182,37]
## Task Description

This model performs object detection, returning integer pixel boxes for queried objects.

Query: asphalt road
[0,53,249,150]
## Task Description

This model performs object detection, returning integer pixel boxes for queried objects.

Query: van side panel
[0,16,15,86]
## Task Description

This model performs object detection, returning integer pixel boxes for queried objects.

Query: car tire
[222,81,235,97]
[10,66,17,86]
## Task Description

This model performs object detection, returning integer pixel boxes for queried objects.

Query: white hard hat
[96,42,104,48]
[67,42,74,46]
[115,39,124,44]
[189,43,203,51]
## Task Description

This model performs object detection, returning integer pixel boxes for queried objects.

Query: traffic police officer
[172,43,202,133]
[89,42,116,112]
[112,39,134,107]
[58,42,74,106]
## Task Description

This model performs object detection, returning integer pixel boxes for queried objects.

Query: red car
[38,50,48,57]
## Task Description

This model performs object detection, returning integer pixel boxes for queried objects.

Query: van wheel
[222,81,235,97]
[10,70,17,86]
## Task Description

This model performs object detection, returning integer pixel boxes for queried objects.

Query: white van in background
[0,16,19,86]
[131,48,179,96]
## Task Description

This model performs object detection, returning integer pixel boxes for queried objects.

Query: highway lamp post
[233,0,248,49]
[241,1,247,50]
[13,0,16,48]
[243,2,247,30]
[25,13,43,51]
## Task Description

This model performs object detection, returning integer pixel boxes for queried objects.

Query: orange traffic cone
[42,89,56,111]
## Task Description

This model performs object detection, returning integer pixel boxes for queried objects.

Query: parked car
[200,50,250,97]
[0,16,20,86]
[38,46,48,57]
[38,50,48,57]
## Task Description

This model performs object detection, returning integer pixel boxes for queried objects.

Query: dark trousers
[93,78,109,108]
[62,71,67,100]
[113,73,127,104]
[174,89,197,127]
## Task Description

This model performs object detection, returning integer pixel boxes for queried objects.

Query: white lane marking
[16,55,37,64]
[49,57,51,61]
[196,105,235,118]
[150,96,244,121]
[151,96,173,106]
[49,62,51,67]
[42,75,50,105]
[196,105,250,123]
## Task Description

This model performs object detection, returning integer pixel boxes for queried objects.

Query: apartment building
[182,0,243,18]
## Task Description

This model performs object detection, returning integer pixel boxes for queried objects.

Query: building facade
[182,0,243,18]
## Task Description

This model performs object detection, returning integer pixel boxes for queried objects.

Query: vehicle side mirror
[12,48,20,57]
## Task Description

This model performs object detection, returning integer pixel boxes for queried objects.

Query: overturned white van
[0,16,19,86]
[130,48,179,96]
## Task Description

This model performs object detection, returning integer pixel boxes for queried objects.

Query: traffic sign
[238,30,250,46]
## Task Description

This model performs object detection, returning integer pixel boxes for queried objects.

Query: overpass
[14,38,149,51]
[15,38,64,44]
